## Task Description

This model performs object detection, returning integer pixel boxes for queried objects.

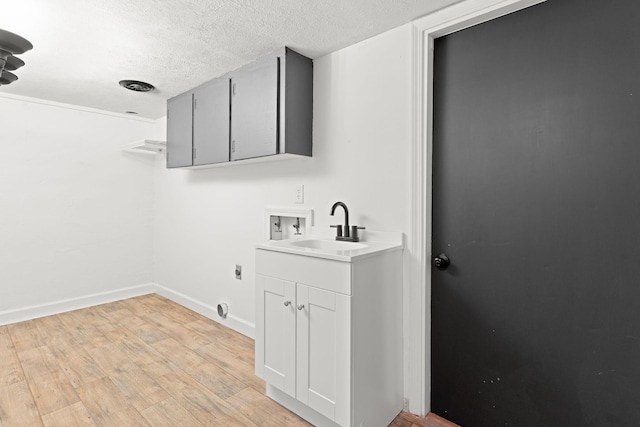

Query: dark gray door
[193,79,230,165]
[431,1,640,426]
[230,57,278,161]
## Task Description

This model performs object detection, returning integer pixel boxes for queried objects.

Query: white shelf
[121,139,166,154]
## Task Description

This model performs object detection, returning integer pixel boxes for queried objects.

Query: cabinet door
[296,284,351,425]
[230,58,278,161]
[166,92,193,168]
[193,80,230,165]
[255,275,296,397]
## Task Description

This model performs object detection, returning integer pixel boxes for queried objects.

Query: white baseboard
[0,282,256,340]
[0,283,158,326]
[154,285,255,339]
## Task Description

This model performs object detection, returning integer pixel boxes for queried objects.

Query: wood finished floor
[0,293,440,427]
[0,294,312,427]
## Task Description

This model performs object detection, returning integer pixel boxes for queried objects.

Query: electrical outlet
[295,185,304,204]
[235,265,242,280]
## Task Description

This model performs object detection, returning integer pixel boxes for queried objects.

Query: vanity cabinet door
[230,57,278,161]
[166,91,193,168]
[296,284,351,425]
[255,274,296,397]
[193,79,230,165]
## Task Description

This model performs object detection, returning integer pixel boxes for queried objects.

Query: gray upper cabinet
[194,79,230,166]
[279,48,313,158]
[166,47,312,169]
[230,58,278,161]
[166,92,193,168]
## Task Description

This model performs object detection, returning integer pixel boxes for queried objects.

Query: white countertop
[255,235,403,262]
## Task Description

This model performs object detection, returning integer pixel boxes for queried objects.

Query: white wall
[153,21,414,370]
[0,95,157,321]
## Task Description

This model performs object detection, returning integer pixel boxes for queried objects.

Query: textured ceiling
[1,0,461,119]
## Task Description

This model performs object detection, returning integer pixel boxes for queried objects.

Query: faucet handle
[330,224,343,237]
[351,226,366,242]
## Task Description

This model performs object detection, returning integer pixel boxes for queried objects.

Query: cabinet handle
[297,304,305,311]
[283,300,291,307]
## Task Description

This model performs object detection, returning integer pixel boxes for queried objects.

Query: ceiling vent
[119,80,155,92]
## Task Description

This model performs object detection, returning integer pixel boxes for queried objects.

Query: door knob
[283,300,291,307]
[297,304,305,311]
[433,253,450,270]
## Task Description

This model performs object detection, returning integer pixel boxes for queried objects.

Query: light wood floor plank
[0,380,44,427]
[141,397,204,427]
[76,377,150,427]
[17,346,79,415]
[7,320,47,353]
[116,295,159,316]
[41,327,105,389]
[41,401,96,427]
[150,337,206,369]
[102,327,175,378]
[32,315,66,337]
[184,318,256,364]
[128,321,168,345]
[57,311,110,351]
[195,341,265,392]
[182,360,248,400]
[226,387,312,426]
[97,307,170,345]
[88,343,169,412]
[155,370,256,426]
[61,308,112,330]
[151,300,204,324]
[143,311,212,350]
[98,306,140,325]
[0,333,24,387]
[130,294,206,325]
[182,317,229,338]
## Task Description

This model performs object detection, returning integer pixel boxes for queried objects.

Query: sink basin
[256,235,402,261]
[289,239,367,251]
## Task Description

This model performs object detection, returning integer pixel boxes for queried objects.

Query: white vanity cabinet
[255,244,403,427]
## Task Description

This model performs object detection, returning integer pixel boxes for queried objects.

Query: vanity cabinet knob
[297,304,305,311]
[284,300,291,307]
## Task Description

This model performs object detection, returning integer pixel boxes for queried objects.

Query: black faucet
[330,201,365,242]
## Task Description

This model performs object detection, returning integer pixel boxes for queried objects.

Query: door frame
[408,0,546,416]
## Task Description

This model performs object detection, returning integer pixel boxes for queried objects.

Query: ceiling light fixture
[119,80,155,92]
[0,28,33,86]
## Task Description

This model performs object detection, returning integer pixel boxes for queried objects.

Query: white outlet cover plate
[295,185,304,204]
